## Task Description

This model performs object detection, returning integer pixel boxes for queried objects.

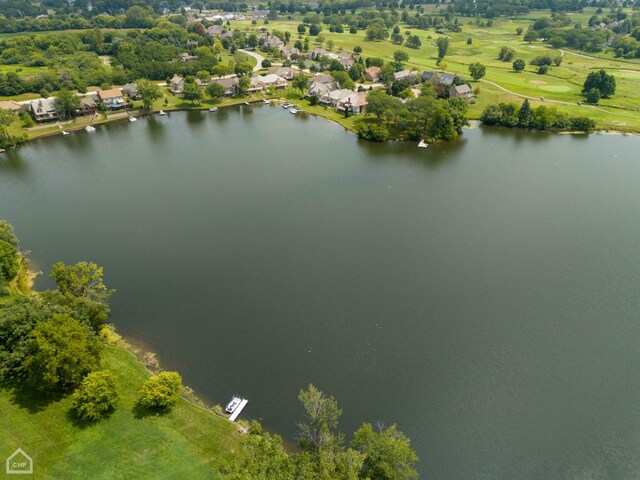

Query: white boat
[225,395,242,414]
[61,131,70,136]
[85,125,96,132]
[418,140,428,148]
[209,107,218,112]
[243,102,250,106]
[129,116,137,122]
[282,103,293,109]
[263,99,270,104]
[158,110,166,116]
[289,108,298,114]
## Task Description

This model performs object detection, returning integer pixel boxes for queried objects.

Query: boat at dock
[244,102,250,106]
[289,108,298,114]
[225,396,242,413]
[129,117,137,122]
[209,107,218,112]
[85,125,96,132]
[62,131,70,136]
[263,99,270,104]
[225,395,249,422]
[159,110,166,116]
[418,140,428,148]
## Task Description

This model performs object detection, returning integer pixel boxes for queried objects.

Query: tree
[512,59,525,72]
[352,423,419,480]
[435,37,449,59]
[71,370,119,422]
[297,24,306,34]
[182,81,203,103]
[50,261,113,303]
[498,46,516,62]
[518,99,533,127]
[353,45,362,54]
[235,76,251,96]
[292,72,309,95]
[261,59,271,68]
[24,313,102,393]
[137,371,183,410]
[309,24,322,36]
[206,82,226,101]
[219,431,295,479]
[211,64,231,78]
[393,50,410,69]
[297,384,343,453]
[234,62,253,77]
[0,220,18,246]
[468,62,486,81]
[54,89,80,119]
[330,71,355,90]
[516,27,524,35]
[583,69,616,98]
[0,240,19,280]
[586,87,601,104]
[405,35,422,49]
[135,78,161,110]
[524,29,539,43]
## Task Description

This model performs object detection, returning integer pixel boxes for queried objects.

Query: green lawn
[0,346,241,479]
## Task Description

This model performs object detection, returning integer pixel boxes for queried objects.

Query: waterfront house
[248,77,264,93]
[328,88,354,107]
[98,88,128,110]
[170,75,184,94]
[255,74,287,90]
[337,91,368,114]
[311,73,334,84]
[123,83,141,100]
[364,66,381,82]
[73,97,98,116]
[28,97,59,122]
[451,84,473,100]
[308,79,339,104]
[210,77,238,96]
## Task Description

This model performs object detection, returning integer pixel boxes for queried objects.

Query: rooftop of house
[256,74,286,84]
[329,88,355,101]
[365,66,381,75]
[453,84,472,94]
[339,91,368,107]
[29,97,57,113]
[171,75,184,84]
[394,69,419,79]
[312,74,334,84]
[212,77,238,88]
[99,88,123,99]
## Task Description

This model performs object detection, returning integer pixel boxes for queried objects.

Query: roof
[437,73,456,85]
[453,84,472,95]
[339,91,368,107]
[212,77,238,89]
[29,97,57,113]
[328,89,354,101]
[99,88,123,99]
[312,74,333,84]
[365,66,381,77]
[79,97,97,107]
[394,69,419,80]
[171,75,183,84]
[256,74,285,84]
[421,71,438,81]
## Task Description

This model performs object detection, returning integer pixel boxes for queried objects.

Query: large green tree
[135,78,161,110]
[54,89,81,119]
[24,313,102,392]
[468,62,486,80]
[292,72,309,95]
[435,37,449,59]
[137,371,183,410]
[50,261,113,304]
[582,69,616,98]
[352,423,419,480]
[71,370,119,422]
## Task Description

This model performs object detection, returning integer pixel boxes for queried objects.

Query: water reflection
[0,150,29,176]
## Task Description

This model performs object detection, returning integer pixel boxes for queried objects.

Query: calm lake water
[2,107,640,479]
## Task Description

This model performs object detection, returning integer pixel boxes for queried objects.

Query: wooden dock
[228,398,248,422]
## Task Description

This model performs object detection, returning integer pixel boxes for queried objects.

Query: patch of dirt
[529,80,547,85]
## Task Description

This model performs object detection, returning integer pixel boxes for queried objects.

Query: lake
[2,106,640,479]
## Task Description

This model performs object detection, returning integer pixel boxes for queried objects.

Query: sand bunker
[530,80,547,85]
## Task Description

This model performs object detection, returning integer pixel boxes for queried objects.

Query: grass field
[233,9,640,131]
[0,345,241,479]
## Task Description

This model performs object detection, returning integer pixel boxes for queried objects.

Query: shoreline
[3,96,638,153]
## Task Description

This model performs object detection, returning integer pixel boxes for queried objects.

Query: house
[28,98,59,122]
[451,84,473,100]
[255,74,288,89]
[364,66,381,82]
[308,79,339,104]
[98,88,129,110]
[73,97,97,116]
[210,77,238,96]
[122,83,141,100]
[393,69,419,84]
[421,71,438,84]
[263,34,284,48]
[337,53,356,70]
[327,88,354,107]
[337,91,368,114]
[170,75,184,94]
[279,45,300,59]
[0,100,24,113]
[268,67,299,80]
[207,25,224,36]
[248,77,264,93]
[309,48,329,60]
[311,73,334,84]
[179,52,198,62]
[436,73,457,87]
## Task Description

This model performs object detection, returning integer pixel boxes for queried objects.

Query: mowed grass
[234,10,640,130]
[0,347,241,480]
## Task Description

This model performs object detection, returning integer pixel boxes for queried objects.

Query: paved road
[238,49,266,72]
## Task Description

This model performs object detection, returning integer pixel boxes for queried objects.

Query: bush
[356,122,389,142]
[72,370,119,422]
[138,372,183,410]
[0,240,20,280]
[537,65,549,75]
[261,59,271,68]
[530,54,553,66]
[586,88,601,104]
[569,116,596,132]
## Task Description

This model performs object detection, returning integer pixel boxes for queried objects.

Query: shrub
[586,88,601,104]
[72,370,119,422]
[356,122,389,142]
[0,240,20,280]
[537,65,549,75]
[138,372,183,410]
